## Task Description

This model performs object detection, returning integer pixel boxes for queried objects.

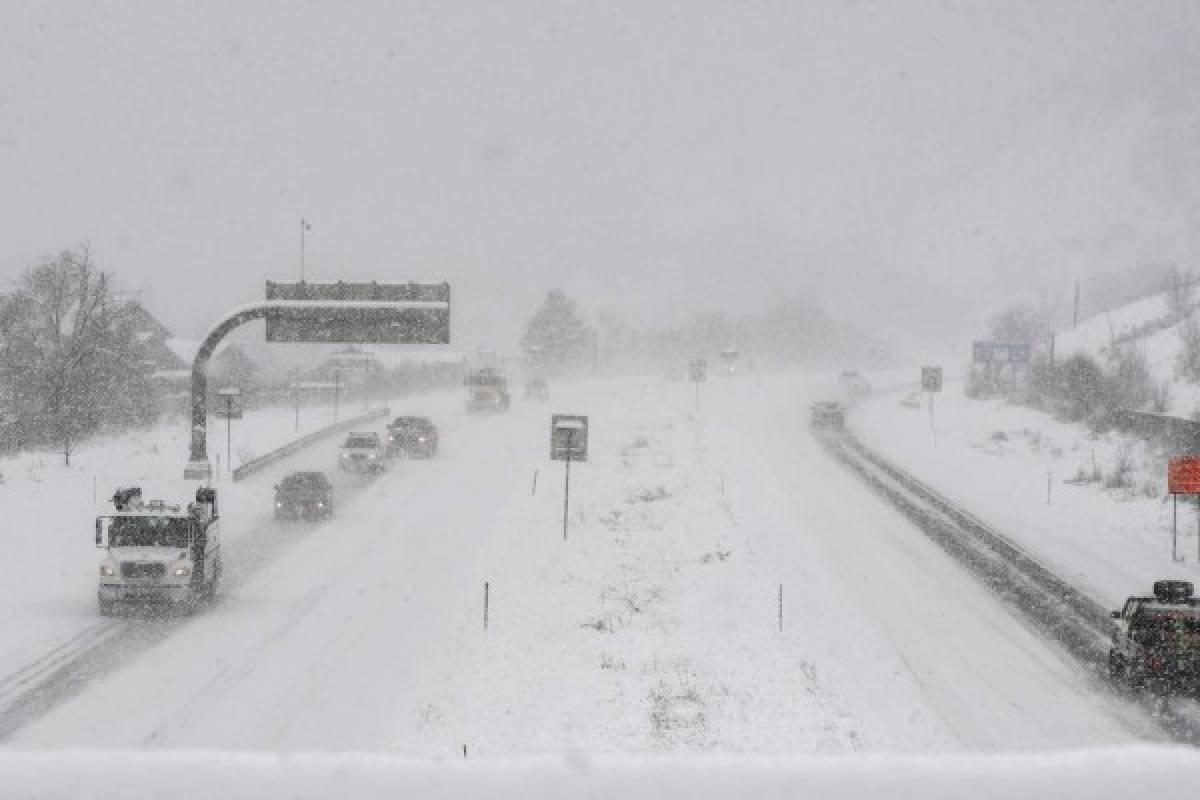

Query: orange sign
[1169,456,1200,494]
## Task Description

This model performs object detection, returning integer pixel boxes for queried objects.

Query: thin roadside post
[563,449,571,541]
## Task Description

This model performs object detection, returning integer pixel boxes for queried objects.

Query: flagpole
[300,217,306,282]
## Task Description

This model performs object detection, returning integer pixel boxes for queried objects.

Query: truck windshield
[1133,611,1200,645]
[109,517,191,548]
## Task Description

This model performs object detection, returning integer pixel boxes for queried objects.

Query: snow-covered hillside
[1054,288,1200,415]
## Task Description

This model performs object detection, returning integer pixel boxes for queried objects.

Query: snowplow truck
[95,486,221,615]
[465,367,511,413]
[1108,580,1200,694]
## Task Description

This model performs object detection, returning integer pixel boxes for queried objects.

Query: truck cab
[95,487,221,615]
[466,368,511,413]
[1108,580,1200,693]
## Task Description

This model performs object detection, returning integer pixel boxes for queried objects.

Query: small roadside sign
[921,366,943,393]
[1168,457,1200,494]
[214,387,243,420]
[551,414,589,462]
[689,360,707,383]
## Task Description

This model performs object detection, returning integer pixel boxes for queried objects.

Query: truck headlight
[99,563,116,577]
[417,436,427,443]
[173,565,192,578]
[276,501,284,508]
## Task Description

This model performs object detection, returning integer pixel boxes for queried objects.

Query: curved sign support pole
[183,300,447,481]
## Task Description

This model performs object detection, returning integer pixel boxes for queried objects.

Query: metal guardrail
[819,428,1200,744]
[1111,409,1200,456]
[231,407,390,482]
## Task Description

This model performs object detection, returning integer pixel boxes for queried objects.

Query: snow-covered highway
[1,375,1166,754]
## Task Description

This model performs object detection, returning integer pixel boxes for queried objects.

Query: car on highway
[386,416,439,458]
[838,370,872,397]
[338,431,386,474]
[274,471,334,520]
[810,401,846,430]
[1108,580,1200,694]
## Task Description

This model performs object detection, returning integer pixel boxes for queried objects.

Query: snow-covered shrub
[1102,345,1153,412]
[1057,353,1105,422]
[964,365,990,398]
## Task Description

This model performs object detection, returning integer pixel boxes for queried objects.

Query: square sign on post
[214,387,243,419]
[689,360,707,383]
[551,415,589,462]
[1168,457,1200,494]
[921,366,943,393]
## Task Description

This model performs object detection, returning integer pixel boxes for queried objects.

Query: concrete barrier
[231,407,390,482]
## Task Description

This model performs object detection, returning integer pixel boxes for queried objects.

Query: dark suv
[810,402,845,430]
[274,471,334,520]
[386,416,439,458]
[1109,580,1200,694]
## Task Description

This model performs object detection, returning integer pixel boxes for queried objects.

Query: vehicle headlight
[340,452,350,459]
[99,563,116,577]
[368,453,378,459]
[275,501,284,508]
[173,565,192,578]
[417,436,426,443]
[317,501,325,508]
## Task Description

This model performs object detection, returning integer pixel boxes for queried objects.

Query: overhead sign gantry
[184,281,450,480]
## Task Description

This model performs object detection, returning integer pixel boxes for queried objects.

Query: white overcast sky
[1,0,1198,351]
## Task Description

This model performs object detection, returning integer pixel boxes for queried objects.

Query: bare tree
[1164,266,1195,322]
[1177,313,1200,382]
[0,247,154,463]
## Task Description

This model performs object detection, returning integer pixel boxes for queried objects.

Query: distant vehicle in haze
[466,367,511,413]
[719,348,739,374]
[839,370,872,397]
[525,377,549,400]
[96,487,221,615]
[1109,580,1200,694]
[339,431,386,473]
[810,402,846,430]
[274,471,334,520]
[386,416,439,458]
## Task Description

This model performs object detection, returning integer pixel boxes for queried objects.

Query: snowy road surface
[3,375,1161,754]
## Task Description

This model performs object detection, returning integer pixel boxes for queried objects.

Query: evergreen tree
[519,290,595,373]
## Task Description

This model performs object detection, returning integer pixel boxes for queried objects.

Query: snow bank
[1,747,1196,799]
